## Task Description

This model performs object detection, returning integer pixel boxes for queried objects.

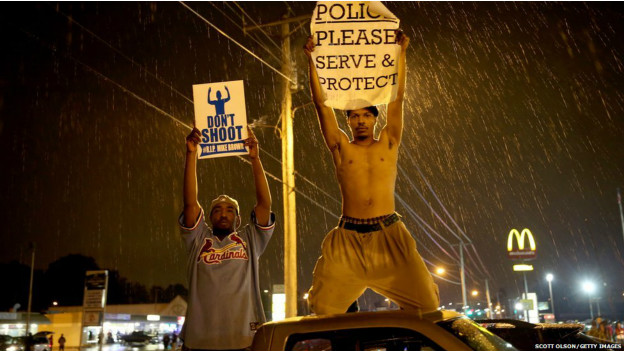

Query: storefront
[0,312,51,337]
[41,295,187,348]
[82,313,180,344]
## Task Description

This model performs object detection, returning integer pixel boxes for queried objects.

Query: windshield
[437,317,518,351]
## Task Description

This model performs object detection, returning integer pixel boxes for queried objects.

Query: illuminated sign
[507,228,536,260]
[513,264,534,271]
[272,293,286,322]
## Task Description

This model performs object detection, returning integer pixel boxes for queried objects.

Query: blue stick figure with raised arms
[208,86,230,116]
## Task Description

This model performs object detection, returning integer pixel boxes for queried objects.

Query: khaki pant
[308,219,440,315]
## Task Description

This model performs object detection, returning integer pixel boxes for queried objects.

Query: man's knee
[308,285,362,315]
[418,283,440,312]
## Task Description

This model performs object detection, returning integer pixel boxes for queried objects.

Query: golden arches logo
[507,228,536,260]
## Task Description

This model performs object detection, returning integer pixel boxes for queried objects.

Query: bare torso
[333,131,398,218]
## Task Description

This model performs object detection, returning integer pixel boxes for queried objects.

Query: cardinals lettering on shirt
[197,233,249,265]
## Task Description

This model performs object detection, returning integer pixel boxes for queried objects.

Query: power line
[400,155,492,278]
[432,273,461,285]
[231,2,281,50]
[52,6,193,105]
[15,25,341,223]
[259,149,342,205]
[399,164,495,277]
[208,2,282,63]
[179,1,294,83]
[47,4,339,220]
[404,152,474,244]
[398,164,465,242]
[397,196,458,266]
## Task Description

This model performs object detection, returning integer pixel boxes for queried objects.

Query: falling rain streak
[0,2,623,314]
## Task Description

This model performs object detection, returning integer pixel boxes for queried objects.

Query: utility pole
[459,242,467,313]
[546,273,555,321]
[280,19,297,319]
[25,242,35,336]
[523,271,529,297]
[618,188,624,251]
[522,271,529,322]
[485,278,492,319]
[245,13,309,318]
[589,294,594,319]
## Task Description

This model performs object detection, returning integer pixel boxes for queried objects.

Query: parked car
[0,336,23,351]
[0,336,12,348]
[13,335,50,351]
[251,309,518,351]
[0,336,11,345]
[120,331,152,345]
[476,319,620,351]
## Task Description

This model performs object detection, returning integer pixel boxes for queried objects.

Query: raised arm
[183,127,202,227]
[207,87,213,104]
[384,30,409,145]
[223,86,231,103]
[303,36,347,153]
[245,127,272,226]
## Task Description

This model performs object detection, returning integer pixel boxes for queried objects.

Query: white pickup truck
[251,309,518,351]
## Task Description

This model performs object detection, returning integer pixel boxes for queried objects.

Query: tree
[124,282,149,303]
[0,261,31,311]
[44,254,100,306]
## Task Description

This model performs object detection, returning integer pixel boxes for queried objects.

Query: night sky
[1,2,623,317]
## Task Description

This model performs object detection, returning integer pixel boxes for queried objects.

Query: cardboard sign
[193,80,249,159]
[311,1,400,110]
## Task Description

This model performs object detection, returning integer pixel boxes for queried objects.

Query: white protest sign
[311,1,400,110]
[193,80,249,159]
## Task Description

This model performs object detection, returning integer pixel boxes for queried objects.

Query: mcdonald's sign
[507,228,536,260]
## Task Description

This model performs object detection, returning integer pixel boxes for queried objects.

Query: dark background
[1,2,623,320]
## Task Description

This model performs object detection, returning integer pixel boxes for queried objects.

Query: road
[59,344,178,351]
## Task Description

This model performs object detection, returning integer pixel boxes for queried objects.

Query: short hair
[345,106,379,118]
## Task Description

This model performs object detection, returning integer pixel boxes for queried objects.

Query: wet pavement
[63,344,179,351]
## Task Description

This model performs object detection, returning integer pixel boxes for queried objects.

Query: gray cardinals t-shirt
[178,207,275,350]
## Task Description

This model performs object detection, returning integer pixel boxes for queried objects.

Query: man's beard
[213,226,234,237]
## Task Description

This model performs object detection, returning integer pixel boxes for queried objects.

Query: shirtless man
[303,31,439,315]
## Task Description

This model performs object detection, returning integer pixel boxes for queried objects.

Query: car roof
[34,332,54,337]
[262,309,461,328]
[253,309,472,351]
[476,319,584,332]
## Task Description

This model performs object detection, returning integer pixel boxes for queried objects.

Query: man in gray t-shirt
[180,126,273,351]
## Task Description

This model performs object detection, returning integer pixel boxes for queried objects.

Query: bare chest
[336,142,398,176]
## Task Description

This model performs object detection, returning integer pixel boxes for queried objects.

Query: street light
[546,273,555,321]
[582,281,596,319]
[436,267,446,275]
[471,290,478,297]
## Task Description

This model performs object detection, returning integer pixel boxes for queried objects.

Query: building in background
[39,296,187,348]
[0,312,51,336]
